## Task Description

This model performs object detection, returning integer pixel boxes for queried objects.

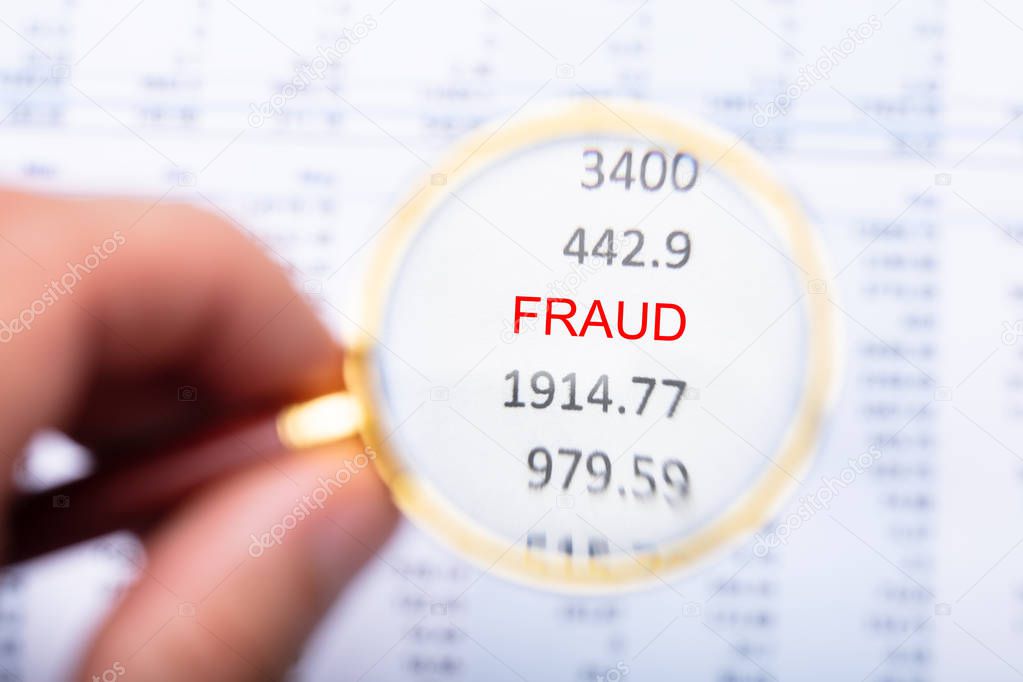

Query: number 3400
[581,148,698,192]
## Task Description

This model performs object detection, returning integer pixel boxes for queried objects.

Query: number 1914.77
[504,370,688,417]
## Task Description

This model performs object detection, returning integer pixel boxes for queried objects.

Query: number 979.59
[527,446,690,506]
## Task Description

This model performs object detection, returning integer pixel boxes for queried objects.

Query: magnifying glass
[7,100,835,588]
[339,98,835,589]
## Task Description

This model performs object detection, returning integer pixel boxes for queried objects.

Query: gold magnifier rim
[343,98,836,590]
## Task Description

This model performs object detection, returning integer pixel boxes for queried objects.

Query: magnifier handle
[3,391,361,566]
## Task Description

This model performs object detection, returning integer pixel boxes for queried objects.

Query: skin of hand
[0,189,399,681]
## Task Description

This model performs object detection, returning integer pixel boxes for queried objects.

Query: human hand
[0,189,398,681]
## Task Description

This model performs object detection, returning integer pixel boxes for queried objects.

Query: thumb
[78,441,398,681]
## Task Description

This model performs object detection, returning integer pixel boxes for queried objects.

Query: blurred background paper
[1,1,1023,679]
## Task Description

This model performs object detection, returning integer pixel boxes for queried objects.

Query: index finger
[0,189,343,474]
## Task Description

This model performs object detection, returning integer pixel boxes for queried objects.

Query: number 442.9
[564,228,691,269]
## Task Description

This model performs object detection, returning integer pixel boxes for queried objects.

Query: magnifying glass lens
[352,103,831,588]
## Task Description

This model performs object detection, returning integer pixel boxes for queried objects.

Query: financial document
[2,0,1023,679]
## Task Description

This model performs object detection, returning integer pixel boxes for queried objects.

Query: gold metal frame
[342,99,835,590]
